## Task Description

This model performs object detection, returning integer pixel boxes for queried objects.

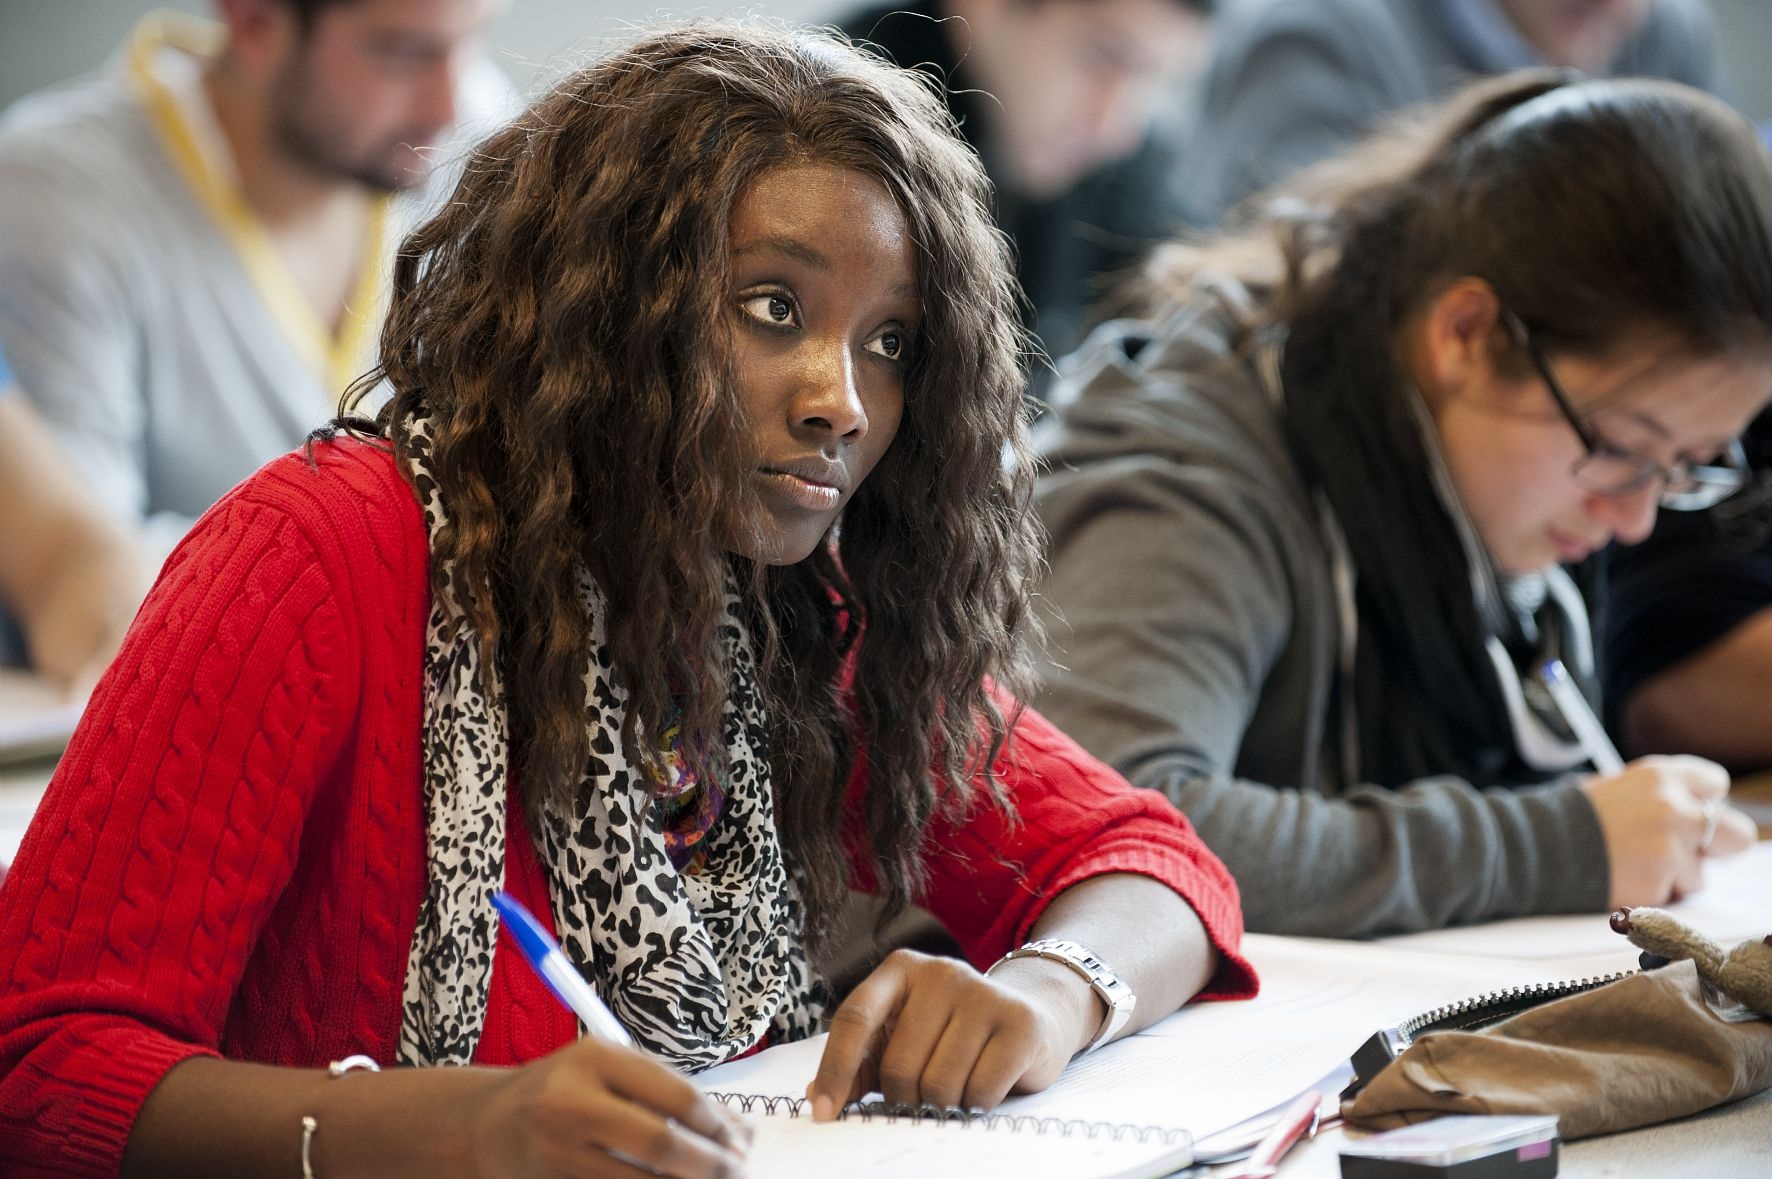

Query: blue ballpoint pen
[492,890,635,1047]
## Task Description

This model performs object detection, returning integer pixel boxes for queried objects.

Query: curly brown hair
[338,22,1039,939]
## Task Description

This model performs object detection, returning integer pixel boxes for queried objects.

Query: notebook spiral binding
[705,1092,1192,1145]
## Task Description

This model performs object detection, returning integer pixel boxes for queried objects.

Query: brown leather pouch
[1342,960,1772,1140]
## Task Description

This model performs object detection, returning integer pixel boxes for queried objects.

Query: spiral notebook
[700,1091,1195,1179]
[695,1035,1196,1178]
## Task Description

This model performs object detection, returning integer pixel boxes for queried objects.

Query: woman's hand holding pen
[470,1038,751,1179]
[478,891,750,1178]
[805,947,1099,1121]
[1581,755,1756,909]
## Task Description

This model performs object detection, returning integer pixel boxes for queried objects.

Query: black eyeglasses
[1505,312,1749,512]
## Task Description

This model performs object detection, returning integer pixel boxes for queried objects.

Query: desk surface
[3,760,1769,1176]
[1270,1090,1769,1178]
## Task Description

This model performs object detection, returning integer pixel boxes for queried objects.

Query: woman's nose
[1594,483,1661,546]
[792,343,868,440]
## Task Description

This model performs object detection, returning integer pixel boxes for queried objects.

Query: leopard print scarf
[395,416,825,1071]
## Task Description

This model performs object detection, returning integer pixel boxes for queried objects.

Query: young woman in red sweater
[0,24,1252,1179]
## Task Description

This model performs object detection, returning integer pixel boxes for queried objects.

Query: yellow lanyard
[125,11,390,396]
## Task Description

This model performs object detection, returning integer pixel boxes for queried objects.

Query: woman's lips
[1548,527,1602,563]
[757,467,842,512]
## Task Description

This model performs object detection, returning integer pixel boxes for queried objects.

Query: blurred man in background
[0,346,150,689]
[1184,0,1719,223]
[0,0,513,552]
[842,0,1216,393]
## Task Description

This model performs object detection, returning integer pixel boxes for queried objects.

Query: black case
[1340,1140,1559,1179]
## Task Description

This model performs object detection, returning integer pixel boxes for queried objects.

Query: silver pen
[1540,658,1624,776]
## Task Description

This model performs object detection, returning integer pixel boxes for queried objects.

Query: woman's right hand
[1580,755,1756,909]
[470,1038,752,1179]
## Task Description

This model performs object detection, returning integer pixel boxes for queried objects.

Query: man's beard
[273,111,432,194]
[270,71,436,193]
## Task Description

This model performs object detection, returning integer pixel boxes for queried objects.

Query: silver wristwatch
[988,938,1136,1054]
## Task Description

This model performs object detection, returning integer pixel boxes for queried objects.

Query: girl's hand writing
[806,948,1101,1120]
[470,1037,752,1179]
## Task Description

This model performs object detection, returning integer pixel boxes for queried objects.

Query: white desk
[1191,842,1771,1176]
[3,761,1768,1176]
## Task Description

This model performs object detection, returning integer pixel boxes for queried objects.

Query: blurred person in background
[841,0,1216,394]
[1183,0,1719,224]
[1604,410,1772,771]
[0,0,515,554]
[0,344,150,689]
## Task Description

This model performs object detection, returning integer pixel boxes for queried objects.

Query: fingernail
[812,1093,836,1122]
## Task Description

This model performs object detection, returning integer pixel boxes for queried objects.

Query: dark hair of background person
[1133,71,1772,784]
[281,0,359,32]
[331,24,1038,940]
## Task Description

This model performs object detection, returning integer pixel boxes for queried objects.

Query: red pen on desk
[1219,1088,1322,1179]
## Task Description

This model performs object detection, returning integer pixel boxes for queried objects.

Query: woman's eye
[865,330,904,361]
[739,294,796,327]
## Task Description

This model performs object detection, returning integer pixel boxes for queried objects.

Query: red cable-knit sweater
[0,440,1255,1177]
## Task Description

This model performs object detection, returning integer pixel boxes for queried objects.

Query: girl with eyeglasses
[1033,71,1772,938]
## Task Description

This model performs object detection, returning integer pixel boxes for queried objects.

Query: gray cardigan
[1032,305,1609,937]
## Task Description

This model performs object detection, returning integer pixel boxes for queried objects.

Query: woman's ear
[1414,277,1509,403]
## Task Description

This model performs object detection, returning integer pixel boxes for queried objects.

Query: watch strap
[989,938,1136,1054]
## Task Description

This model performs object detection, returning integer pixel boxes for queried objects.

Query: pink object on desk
[1218,1088,1322,1179]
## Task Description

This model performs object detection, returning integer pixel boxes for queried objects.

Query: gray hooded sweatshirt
[1032,300,1609,937]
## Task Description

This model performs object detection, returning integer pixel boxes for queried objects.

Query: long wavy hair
[338,23,1037,938]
